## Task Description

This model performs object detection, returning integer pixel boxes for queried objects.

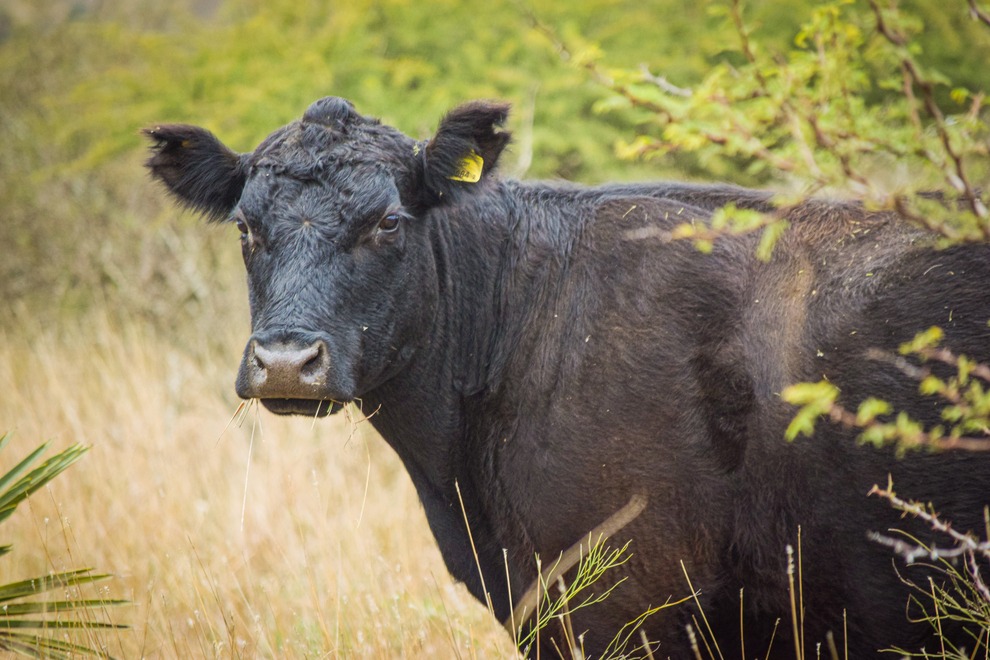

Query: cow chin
[259,398,346,417]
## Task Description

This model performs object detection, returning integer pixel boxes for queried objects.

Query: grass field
[0,304,514,658]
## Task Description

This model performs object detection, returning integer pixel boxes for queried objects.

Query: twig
[913,346,990,383]
[868,482,990,561]
[968,0,990,28]
[638,65,692,98]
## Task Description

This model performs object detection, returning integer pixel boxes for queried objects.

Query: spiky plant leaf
[0,599,129,617]
[0,441,89,526]
[0,569,114,603]
[0,434,127,659]
[0,633,111,659]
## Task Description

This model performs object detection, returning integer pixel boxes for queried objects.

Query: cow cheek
[367,268,437,381]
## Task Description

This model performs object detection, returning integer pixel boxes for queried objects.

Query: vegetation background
[1,0,988,656]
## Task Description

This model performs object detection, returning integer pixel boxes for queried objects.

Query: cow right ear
[142,124,247,221]
[421,101,511,202]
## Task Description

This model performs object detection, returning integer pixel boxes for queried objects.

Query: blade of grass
[680,559,724,660]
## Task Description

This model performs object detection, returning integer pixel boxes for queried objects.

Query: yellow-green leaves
[670,203,789,261]
[781,380,839,441]
[782,327,990,453]
[898,326,944,355]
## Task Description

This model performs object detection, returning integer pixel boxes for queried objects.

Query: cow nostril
[299,342,329,382]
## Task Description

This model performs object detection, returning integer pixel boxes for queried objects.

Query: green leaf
[918,375,945,396]
[781,380,839,406]
[786,406,823,440]
[0,631,113,658]
[0,569,113,604]
[856,397,892,425]
[0,600,129,617]
[693,238,714,254]
[0,619,121,630]
[756,219,789,262]
[859,424,889,448]
[899,327,944,355]
[0,444,89,526]
[0,442,52,501]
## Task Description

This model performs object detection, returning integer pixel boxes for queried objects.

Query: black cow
[144,97,990,658]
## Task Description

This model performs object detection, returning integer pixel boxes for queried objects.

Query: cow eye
[235,218,249,240]
[378,213,402,234]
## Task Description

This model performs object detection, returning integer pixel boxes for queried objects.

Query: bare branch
[968,0,990,29]
[637,65,692,98]
[868,483,990,560]
[913,346,990,383]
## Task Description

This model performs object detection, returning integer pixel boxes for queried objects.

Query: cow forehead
[238,119,417,221]
[239,160,400,226]
[249,118,416,177]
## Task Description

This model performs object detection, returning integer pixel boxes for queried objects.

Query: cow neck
[358,187,521,619]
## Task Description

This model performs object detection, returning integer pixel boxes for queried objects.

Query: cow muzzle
[236,335,348,415]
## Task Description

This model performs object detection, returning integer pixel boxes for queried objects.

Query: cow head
[144,97,511,416]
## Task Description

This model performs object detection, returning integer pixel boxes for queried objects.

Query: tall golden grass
[0,305,512,658]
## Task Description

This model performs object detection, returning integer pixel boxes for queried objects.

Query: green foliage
[0,0,744,328]
[670,203,789,260]
[782,328,990,454]
[0,433,126,658]
[598,1,990,456]
[515,540,634,653]
[514,538,674,659]
[598,0,990,244]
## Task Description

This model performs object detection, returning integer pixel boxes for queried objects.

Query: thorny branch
[637,64,692,98]
[867,482,990,604]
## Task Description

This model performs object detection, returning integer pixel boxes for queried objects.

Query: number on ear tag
[448,150,484,183]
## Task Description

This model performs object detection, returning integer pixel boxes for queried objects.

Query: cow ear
[421,101,511,201]
[142,124,247,221]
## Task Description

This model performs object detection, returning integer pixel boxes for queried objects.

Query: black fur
[145,97,990,658]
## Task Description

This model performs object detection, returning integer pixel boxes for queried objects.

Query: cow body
[145,97,990,657]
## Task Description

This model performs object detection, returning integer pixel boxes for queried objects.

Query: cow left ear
[421,101,511,201]
[142,124,248,222]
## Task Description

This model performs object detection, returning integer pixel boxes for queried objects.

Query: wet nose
[240,339,331,397]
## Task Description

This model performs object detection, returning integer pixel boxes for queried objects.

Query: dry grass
[0,306,513,658]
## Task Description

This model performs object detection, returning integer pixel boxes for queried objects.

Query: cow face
[144,97,510,416]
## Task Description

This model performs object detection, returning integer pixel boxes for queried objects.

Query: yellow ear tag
[448,150,484,183]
